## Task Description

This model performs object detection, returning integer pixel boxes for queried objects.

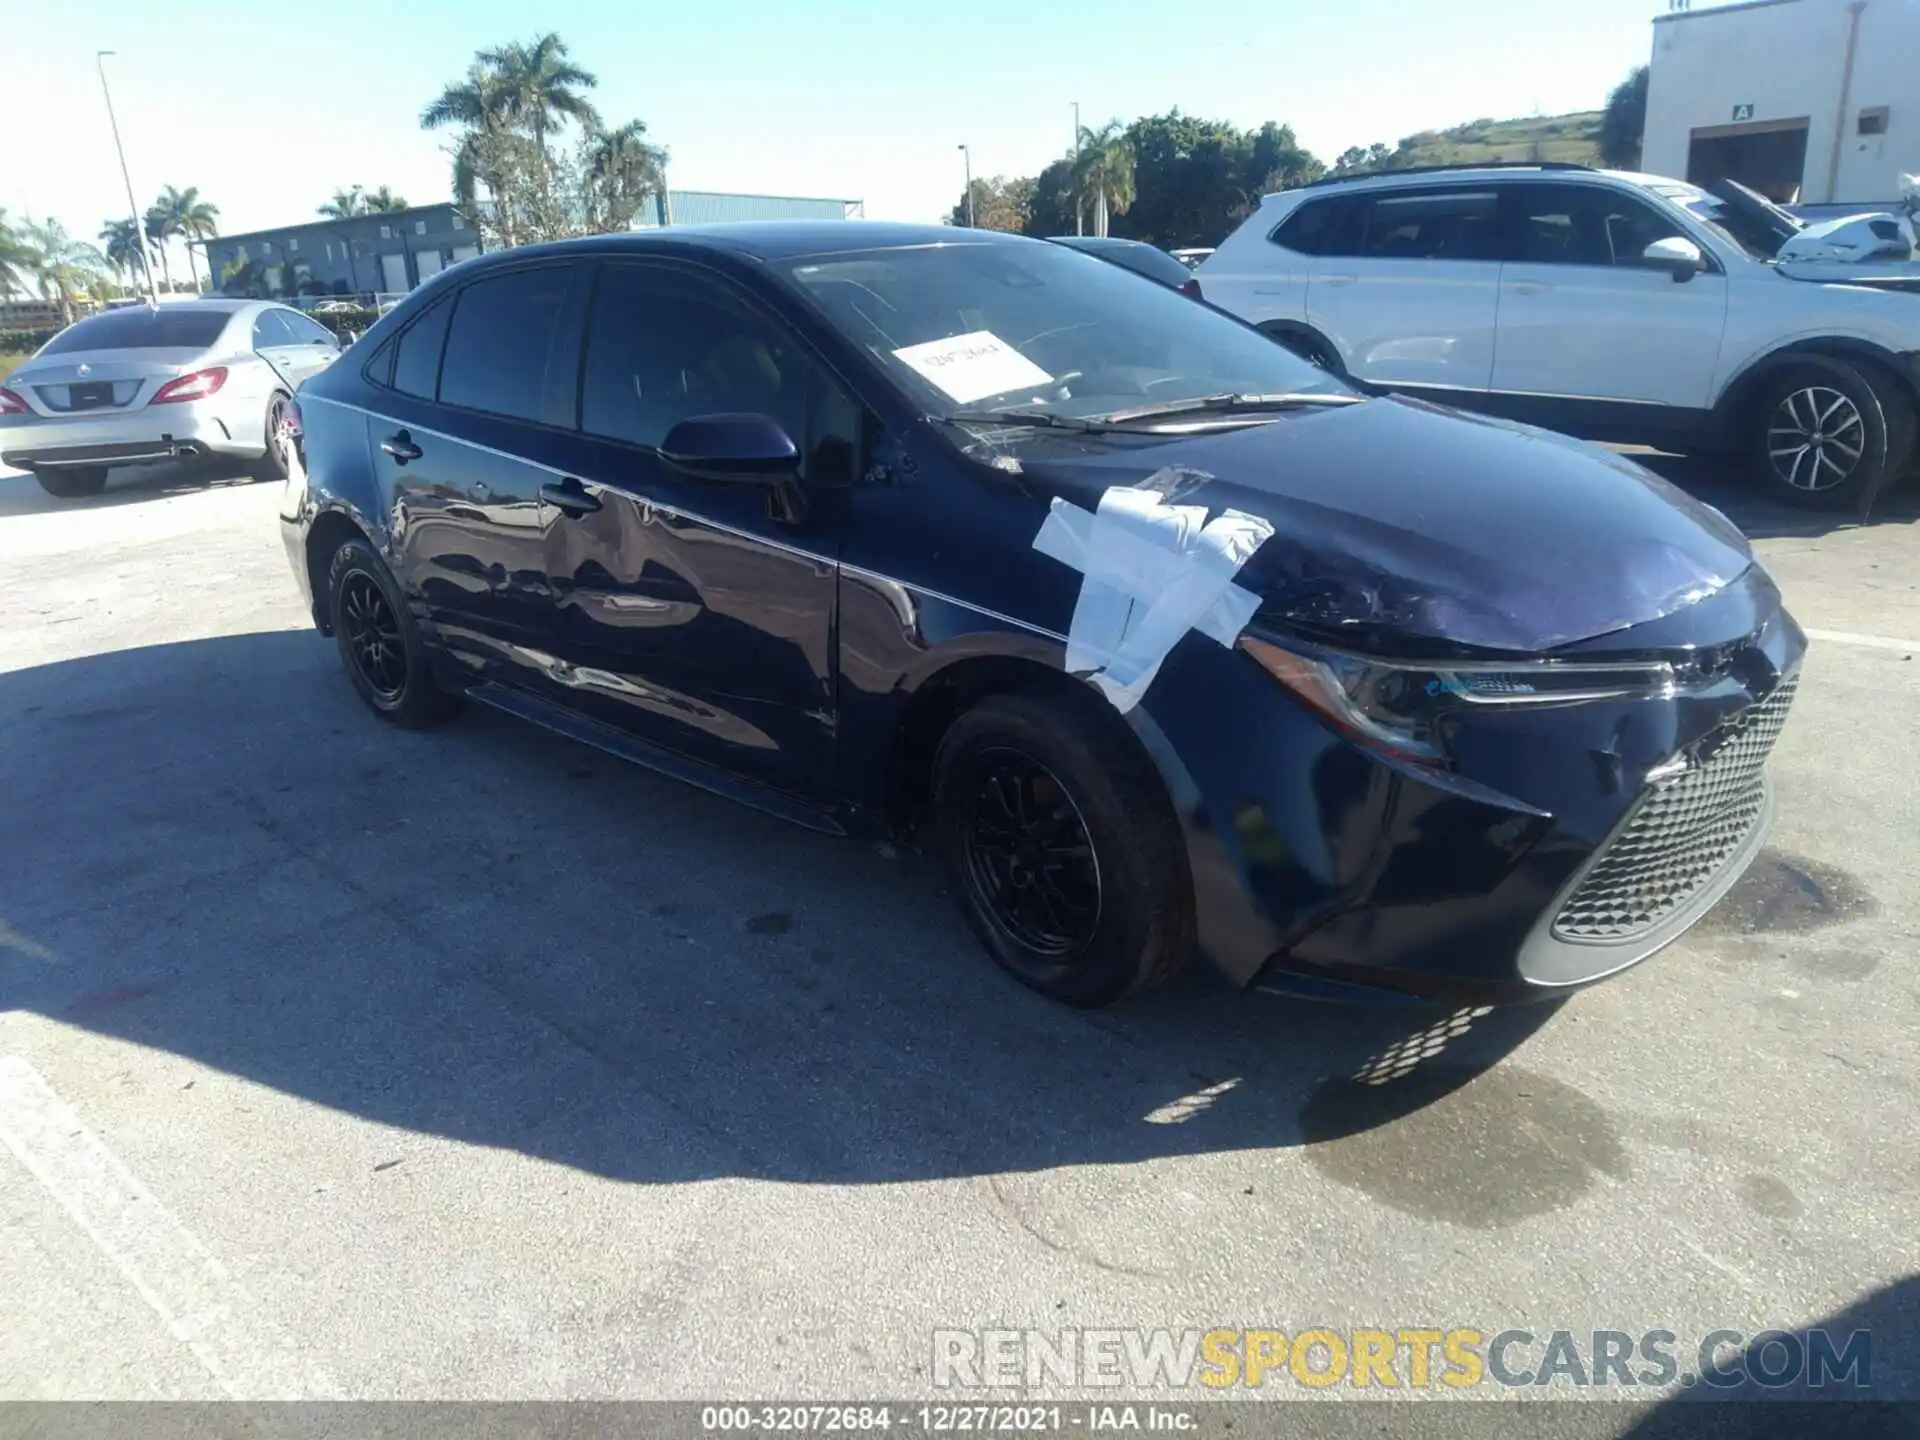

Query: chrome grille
[1553,676,1797,942]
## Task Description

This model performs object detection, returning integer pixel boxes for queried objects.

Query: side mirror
[659,413,800,483]
[1641,236,1707,282]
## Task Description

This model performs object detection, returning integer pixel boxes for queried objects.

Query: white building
[1642,0,1916,205]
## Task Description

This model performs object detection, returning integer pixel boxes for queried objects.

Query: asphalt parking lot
[0,453,1915,1426]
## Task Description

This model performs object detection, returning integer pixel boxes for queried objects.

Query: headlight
[1239,634,1677,764]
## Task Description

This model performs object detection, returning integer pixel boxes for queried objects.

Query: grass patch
[0,349,32,378]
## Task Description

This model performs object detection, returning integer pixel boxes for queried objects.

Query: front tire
[325,538,459,728]
[1753,357,1916,511]
[932,691,1193,1007]
[33,466,108,499]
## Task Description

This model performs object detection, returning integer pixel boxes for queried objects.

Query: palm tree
[0,208,34,299]
[1072,122,1135,238]
[97,217,148,290]
[318,186,366,219]
[153,185,220,292]
[583,119,666,232]
[420,61,513,134]
[475,33,598,162]
[19,218,106,324]
[361,186,409,213]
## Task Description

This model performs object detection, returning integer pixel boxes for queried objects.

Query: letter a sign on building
[1731,103,1756,121]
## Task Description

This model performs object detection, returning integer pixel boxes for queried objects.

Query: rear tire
[33,467,108,499]
[1752,357,1916,512]
[932,691,1193,1007]
[252,392,292,481]
[325,537,459,728]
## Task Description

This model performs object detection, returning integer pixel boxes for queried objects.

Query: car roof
[467,221,1036,268]
[1262,164,1677,206]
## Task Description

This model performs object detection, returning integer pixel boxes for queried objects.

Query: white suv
[1197,163,1920,509]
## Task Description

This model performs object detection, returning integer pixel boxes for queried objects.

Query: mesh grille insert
[1552,676,1796,942]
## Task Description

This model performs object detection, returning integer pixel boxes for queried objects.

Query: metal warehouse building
[1642,0,1915,206]
[203,189,863,303]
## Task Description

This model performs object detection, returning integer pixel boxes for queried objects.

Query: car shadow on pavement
[1630,452,1920,541]
[2,629,1575,1199]
[0,459,268,518]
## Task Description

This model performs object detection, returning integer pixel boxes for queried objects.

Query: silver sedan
[0,299,342,499]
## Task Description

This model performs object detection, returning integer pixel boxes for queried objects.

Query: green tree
[0,208,36,299]
[318,187,367,218]
[582,119,667,232]
[1023,157,1081,238]
[149,186,220,291]
[1072,120,1135,238]
[18,217,107,324]
[946,175,1034,233]
[97,217,148,289]
[361,186,410,213]
[1600,65,1649,170]
[1118,111,1250,247]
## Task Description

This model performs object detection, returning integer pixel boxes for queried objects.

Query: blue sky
[6,0,1669,256]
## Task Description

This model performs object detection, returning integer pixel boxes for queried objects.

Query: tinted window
[39,309,230,355]
[391,297,452,400]
[1509,183,1691,267]
[1341,189,1500,261]
[581,263,812,450]
[1271,197,1343,255]
[437,267,574,421]
[252,310,300,347]
[283,310,336,345]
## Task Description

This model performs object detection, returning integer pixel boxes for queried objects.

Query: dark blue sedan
[280,222,1803,1007]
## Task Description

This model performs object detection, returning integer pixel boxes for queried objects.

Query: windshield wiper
[941,409,1120,434]
[1094,392,1366,424]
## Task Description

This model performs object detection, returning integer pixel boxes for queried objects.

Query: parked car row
[269,218,1803,1010]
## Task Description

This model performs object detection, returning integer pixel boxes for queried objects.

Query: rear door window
[390,297,453,400]
[39,309,230,355]
[437,266,576,423]
[1345,189,1501,261]
[1271,197,1345,255]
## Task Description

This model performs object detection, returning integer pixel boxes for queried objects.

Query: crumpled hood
[1018,395,1753,654]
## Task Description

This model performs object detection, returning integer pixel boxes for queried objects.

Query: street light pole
[958,144,973,227]
[1072,102,1083,235]
[97,51,160,307]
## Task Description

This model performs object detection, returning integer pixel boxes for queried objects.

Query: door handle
[380,431,422,464]
[540,478,602,517]
[1510,282,1548,296]
[1319,274,1357,287]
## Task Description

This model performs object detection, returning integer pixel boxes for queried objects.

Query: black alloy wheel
[933,692,1193,1008]
[325,537,460,728]
[958,748,1102,959]
[339,570,406,704]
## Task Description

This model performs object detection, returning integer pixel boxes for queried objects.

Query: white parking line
[0,1055,339,1399]
[1803,627,1920,655]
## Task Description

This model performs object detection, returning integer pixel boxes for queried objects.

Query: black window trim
[573,253,873,478]
[1266,195,1347,256]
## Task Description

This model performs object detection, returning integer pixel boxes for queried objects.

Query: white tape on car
[1033,475,1274,712]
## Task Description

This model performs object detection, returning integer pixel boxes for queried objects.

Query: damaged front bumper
[1135,567,1807,1004]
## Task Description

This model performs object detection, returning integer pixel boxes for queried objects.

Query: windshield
[774,240,1345,423]
[39,308,231,355]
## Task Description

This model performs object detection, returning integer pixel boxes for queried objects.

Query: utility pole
[97,51,160,306]
[958,144,973,226]
[1072,101,1083,235]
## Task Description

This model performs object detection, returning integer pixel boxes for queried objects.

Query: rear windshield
[38,309,231,355]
